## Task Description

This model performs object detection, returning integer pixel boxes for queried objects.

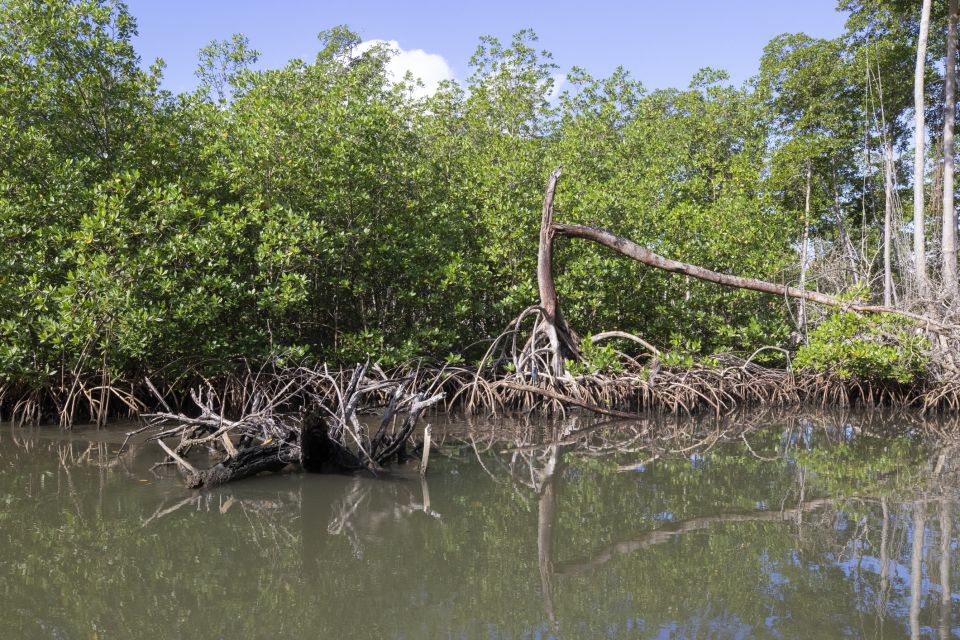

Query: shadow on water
[1,408,959,639]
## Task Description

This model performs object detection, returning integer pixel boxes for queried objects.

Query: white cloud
[547,73,567,101]
[355,39,454,98]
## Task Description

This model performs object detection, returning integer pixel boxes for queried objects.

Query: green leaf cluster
[566,338,623,376]
[795,312,930,384]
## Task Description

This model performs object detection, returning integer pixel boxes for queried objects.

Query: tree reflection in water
[0,408,958,639]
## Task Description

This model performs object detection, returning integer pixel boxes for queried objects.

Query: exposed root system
[124,361,444,489]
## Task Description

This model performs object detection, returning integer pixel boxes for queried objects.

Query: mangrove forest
[3,1,960,638]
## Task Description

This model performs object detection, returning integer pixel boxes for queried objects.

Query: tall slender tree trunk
[885,137,896,306]
[831,161,859,284]
[914,0,932,297]
[879,498,891,616]
[799,163,812,339]
[944,0,959,298]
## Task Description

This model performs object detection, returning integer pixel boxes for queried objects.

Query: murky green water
[0,411,958,639]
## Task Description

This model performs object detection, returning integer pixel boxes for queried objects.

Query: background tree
[760,34,862,336]
[913,0,932,296]
[943,0,959,298]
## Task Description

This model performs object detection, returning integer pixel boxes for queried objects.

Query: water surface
[0,411,958,639]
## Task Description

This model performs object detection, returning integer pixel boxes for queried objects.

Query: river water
[0,410,958,639]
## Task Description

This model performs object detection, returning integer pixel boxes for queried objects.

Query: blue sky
[125,0,848,95]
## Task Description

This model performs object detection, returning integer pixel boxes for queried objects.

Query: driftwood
[128,362,444,488]
[186,443,288,489]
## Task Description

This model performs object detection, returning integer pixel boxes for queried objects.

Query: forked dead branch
[471,169,960,415]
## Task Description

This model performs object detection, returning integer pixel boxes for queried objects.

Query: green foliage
[657,334,728,369]
[444,352,466,366]
[566,338,623,376]
[0,0,942,404]
[553,68,794,354]
[195,33,259,103]
[795,312,930,384]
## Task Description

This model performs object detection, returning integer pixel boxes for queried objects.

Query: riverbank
[4,354,959,430]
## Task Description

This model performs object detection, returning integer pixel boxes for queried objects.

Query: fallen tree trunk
[551,222,957,335]
[186,443,289,489]
[493,381,648,419]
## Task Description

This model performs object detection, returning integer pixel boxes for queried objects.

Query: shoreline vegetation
[5,0,960,487]
[5,170,960,433]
